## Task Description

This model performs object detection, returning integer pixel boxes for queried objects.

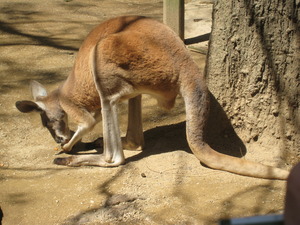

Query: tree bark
[205,0,299,164]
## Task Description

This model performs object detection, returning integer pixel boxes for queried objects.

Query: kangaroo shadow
[69,92,246,163]
[204,92,247,157]
[126,92,246,163]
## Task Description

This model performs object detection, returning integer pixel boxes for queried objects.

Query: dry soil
[0,1,289,224]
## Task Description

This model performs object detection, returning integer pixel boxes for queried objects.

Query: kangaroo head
[16,81,71,145]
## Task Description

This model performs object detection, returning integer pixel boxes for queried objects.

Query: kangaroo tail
[180,70,289,180]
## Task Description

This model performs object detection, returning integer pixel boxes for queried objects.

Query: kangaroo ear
[15,100,44,113]
[30,80,48,100]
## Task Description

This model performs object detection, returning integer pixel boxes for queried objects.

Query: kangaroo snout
[44,122,71,145]
[48,130,70,145]
[56,136,70,145]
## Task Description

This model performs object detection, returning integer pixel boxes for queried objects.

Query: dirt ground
[0,1,290,224]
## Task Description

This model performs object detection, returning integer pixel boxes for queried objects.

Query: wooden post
[163,0,184,40]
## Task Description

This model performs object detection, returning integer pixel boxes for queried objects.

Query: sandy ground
[0,0,290,224]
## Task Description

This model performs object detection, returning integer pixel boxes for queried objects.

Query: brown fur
[16,16,289,179]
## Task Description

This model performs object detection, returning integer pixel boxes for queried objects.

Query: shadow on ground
[68,91,246,163]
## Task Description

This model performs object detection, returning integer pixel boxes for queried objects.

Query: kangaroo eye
[49,117,59,123]
[48,118,62,128]
[47,120,54,127]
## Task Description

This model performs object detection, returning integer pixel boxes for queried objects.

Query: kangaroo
[15,16,289,179]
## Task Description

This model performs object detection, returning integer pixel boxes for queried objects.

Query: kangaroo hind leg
[54,153,122,167]
[101,98,125,165]
[122,95,145,151]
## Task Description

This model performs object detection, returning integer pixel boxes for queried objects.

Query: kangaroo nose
[60,138,70,145]
[55,136,64,144]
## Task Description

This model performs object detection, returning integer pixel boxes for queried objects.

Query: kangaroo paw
[122,137,144,151]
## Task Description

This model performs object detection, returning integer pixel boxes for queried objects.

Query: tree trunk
[205,0,299,165]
